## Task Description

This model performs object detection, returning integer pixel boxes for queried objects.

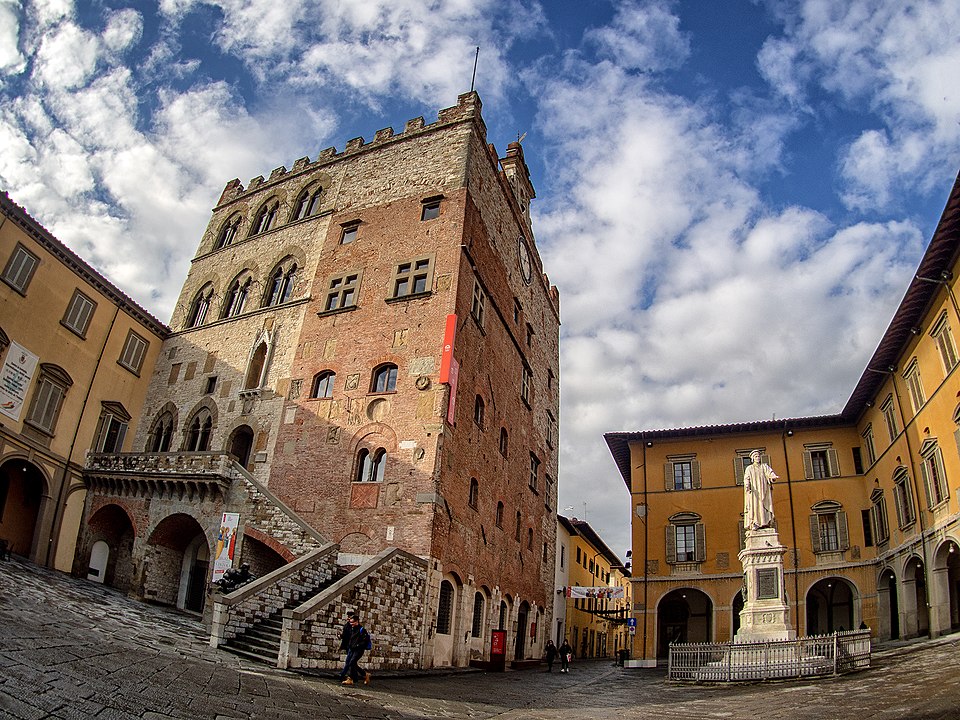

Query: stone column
[735,528,796,642]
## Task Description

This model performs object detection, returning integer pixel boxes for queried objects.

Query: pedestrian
[545,639,557,672]
[559,639,572,673]
[337,611,355,683]
[341,615,372,686]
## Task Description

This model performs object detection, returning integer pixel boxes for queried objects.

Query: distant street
[0,558,958,719]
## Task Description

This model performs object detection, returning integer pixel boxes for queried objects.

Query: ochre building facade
[607,172,960,665]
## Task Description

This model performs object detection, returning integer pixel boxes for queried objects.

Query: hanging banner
[0,341,38,422]
[212,512,240,582]
[439,314,457,383]
[565,586,625,599]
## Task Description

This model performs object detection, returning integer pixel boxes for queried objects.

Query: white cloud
[34,22,100,90]
[757,0,960,210]
[585,0,690,72]
[0,0,26,78]
[103,9,143,55]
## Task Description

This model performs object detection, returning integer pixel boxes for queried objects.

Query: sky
[2,0,960,559]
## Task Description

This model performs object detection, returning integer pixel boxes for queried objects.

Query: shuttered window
[62,290,96,337]
[808,501,848,553]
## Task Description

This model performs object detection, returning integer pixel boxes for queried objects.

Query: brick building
[606,171,960,665]
[76,92,560,670]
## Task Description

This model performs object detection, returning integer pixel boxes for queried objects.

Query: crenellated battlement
[216,92,484,208]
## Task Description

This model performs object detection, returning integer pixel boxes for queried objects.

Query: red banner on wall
[439,314,457,384]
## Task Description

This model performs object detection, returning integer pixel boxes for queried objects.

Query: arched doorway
[515,601,530,660]
[903,557,930,638]
[806,577,857,634]
[731,590,745,638]
[931,540,960,635]
[0,459,46,559]
[434,576,458,666]
[877,568,900,640]
[143,514,209,612]
[86,503,136,591]
[227,425,254,469]
[657,588,713,658]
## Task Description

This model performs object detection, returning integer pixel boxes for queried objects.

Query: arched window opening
[499,427,508,457]
[186,410,213,451]
[468,478,479,509]
[187,286,213,328]
[437,580,454,635]
[371,363,398,393]
[496,501,504,527]
[264,262,298,307]
[221,276,251,318]
[474,395,485,428]
[150,412,174,452]
[515,511,522,541]
[311,371,336,398]
[244,342,268,390]
[250,199,279,236]
[214,215,241,249]
[471,592,485,637]
[356,447,386,483]
[292,185,323,221]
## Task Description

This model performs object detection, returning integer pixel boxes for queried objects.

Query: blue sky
[2,0,960,556]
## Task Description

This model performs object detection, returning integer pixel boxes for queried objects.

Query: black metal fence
[667,629,871,682]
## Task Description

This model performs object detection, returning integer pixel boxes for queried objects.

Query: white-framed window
[62,290,97,337]
[322,271,361,312]
[881,395,898,443]
[665,455,700,490]
[2,243,39,293]
[117,330,148,375]
[25,364,73,435]
[186,285,213,328]
[214,215,241,249]
[803,444,839,479]
[892,467,916,528]
[809,500,848,553]
[919,439,949,508]
[902,359,925,415]
[521,365,532,406]
[931,311,959,374]
[870,489,889,545]
[93,401,130,453]
[249,198,280,236]
[665,512,705,564]
[529,452,540,492]
[862,424,876,467]
[221,275,251,318]
[471,281,486,327]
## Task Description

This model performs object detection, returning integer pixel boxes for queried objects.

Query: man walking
[338,611,355,683]
[341,615,371,686]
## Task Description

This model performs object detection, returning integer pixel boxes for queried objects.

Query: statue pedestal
[735,528,795,643]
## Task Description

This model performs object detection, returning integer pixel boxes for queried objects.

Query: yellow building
[606,172,960,665]
[0,193,166,571]
[562,516,628,658]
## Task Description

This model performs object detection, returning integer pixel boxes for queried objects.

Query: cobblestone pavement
[1,558,959,719]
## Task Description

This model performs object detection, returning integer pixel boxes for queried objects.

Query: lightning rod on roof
[470,47,480,92]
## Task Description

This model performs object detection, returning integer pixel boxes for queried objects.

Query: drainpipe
[45,303,121,567]
[780,423,801,637]
[640,435,649,663]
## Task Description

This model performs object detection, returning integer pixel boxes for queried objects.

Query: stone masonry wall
[282,548,427,670]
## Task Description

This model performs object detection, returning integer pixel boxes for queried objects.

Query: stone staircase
[221,572,343,665]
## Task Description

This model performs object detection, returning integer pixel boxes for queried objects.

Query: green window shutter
[809,514,821,553]
[692,461,701,489]
[827,448,840,477]
[664,463,674,491]
[734,457,744,485]
[665,526,677,564]
[837,511,849,551]
[954,428,960,460]
[802,451,814,480]
[695,523,706,562]
[738,520,745,550]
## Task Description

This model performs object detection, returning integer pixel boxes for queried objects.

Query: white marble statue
[743,450,778,531]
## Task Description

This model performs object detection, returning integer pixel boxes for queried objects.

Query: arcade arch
[0,458,47,560]
[657,588,713,658]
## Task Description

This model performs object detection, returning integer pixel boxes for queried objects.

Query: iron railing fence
[667,629,871,682]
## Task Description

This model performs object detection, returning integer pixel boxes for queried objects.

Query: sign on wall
[212,512,240,582]
[0,341,38,422]
[564,586,625,599]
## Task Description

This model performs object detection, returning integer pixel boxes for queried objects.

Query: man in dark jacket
[337,611,354,682]
[341,615,371,686]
